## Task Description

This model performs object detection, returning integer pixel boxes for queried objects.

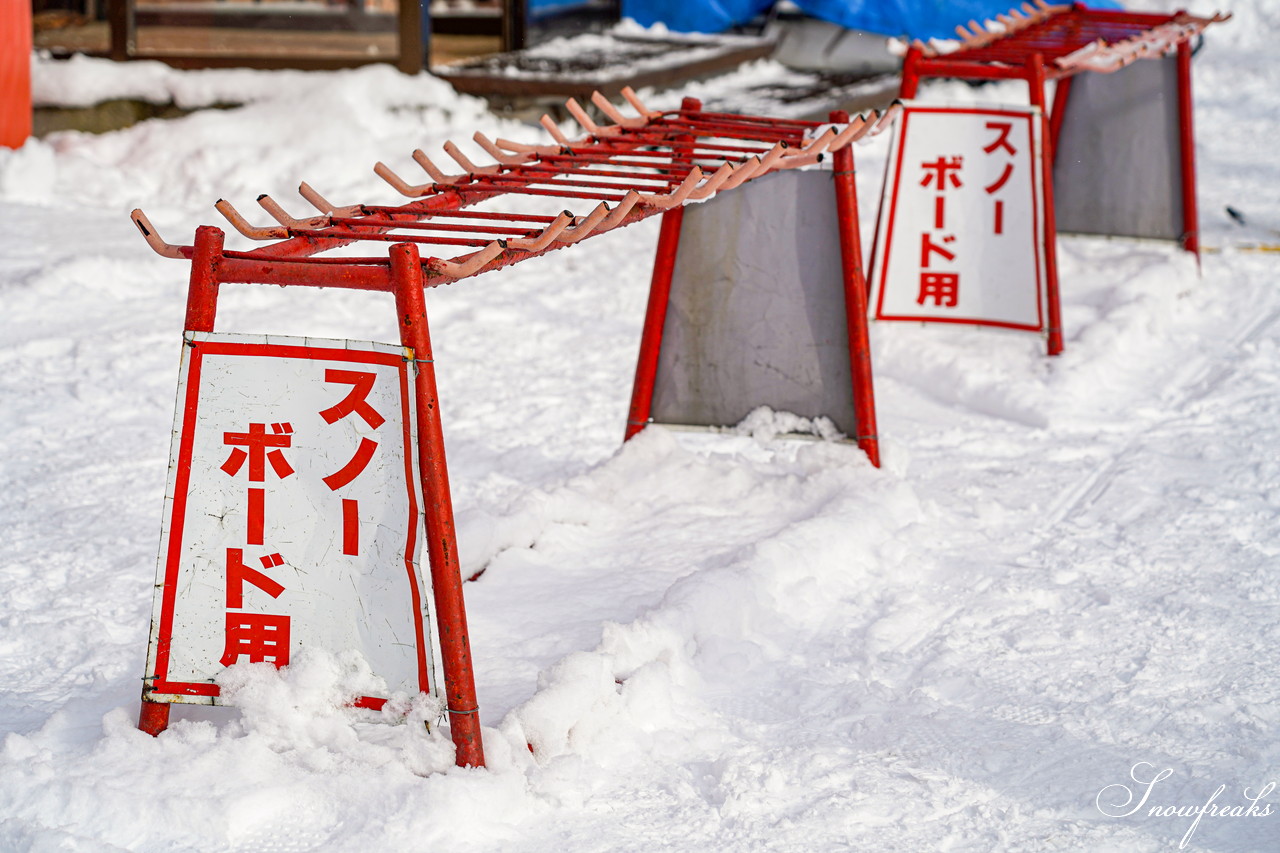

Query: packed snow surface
[2,3,1278,850]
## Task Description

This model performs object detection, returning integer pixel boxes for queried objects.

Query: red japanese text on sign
[982,121,1018,236]
[917,154,964,307]
[870,103,1047,332]
[144,332,438,709]
[318,369,385,557]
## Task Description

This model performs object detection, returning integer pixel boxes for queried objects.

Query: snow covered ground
[2,2,1278,850]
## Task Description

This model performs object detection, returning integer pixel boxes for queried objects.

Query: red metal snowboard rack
[133,89,891,767]
[899,2,1228,355]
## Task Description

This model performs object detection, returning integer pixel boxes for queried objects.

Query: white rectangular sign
[144,332,438,708]
[870,102,1047,332]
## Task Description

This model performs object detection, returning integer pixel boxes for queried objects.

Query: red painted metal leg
[1176,40,1201,264]
[184,226,224,333]
[1029,56,1065,357]
[0,0,32,149]
[138,700,170,736]
[138,226,226,739]
[830,110,881,468]
[389,242,485,769]
[624,97,700,442]
[624,206,685,441]
[900,46,923,99]
[1048,76,1073,167]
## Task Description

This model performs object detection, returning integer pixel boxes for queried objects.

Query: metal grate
[132,88,899,289]
[915,2,1229,77]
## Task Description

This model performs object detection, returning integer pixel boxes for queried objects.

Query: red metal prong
[297,181,331,212]
[374,160,435,197]
[555,202,611,244]
[779,128,836,166]
[688,162,735,200]
[443,140,500,175]
[412,149,465,185]
[565,97,607,138]
[473,132,533,166]
[720,157,762,191]
[494,137,537,153]
[257,194,330,229]
[733,151,781,187]
[598,191,642,229]
[867,103,903,137]
[754,142,788,175]
[431,241,507,280]
[828,116,868,150]
[493,137,563,160]
[620,86,662,120]
[214,199,288,240]
[540,114,572,147]
[505,211,574,251]
[850,113,879,142]
[130,209,191,259]
[779,139,830,170]
[298,182,365,218]
[591,90,647,129]
[804,127,838,152]
[638,166,704,208]
[723,145,784,180]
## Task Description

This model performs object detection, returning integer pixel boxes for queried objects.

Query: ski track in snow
[2,7,1279,850]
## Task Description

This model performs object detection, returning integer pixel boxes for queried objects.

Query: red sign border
[872,104,1047,333]
[144,335,429,708]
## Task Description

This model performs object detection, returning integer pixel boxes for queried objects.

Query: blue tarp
[621,0,1122,41]
[620,0,774,34]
